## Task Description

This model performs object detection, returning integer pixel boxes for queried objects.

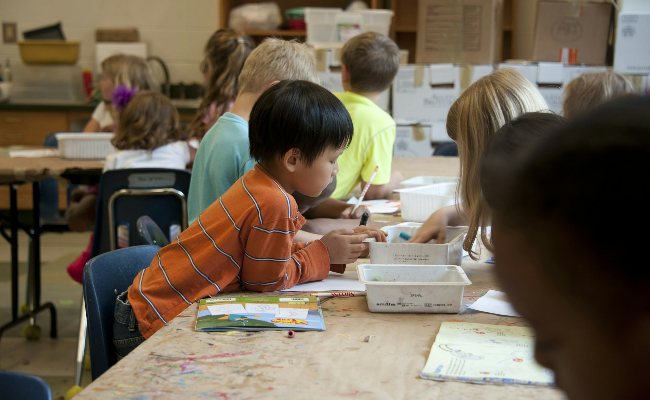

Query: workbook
[420,322,554,386]
[195,296,325,332]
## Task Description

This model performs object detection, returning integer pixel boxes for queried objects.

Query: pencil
[351,165,379,213]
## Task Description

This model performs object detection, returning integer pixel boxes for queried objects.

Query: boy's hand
[352,226,387,242]
[339,204,370,219]
[352,226,386,257]
[320,229,369,264]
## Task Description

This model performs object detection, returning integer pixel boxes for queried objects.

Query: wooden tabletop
[75,155,562,399]
[0,148,103,184]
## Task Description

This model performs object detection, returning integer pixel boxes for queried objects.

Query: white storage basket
[56,133,115,160]
[399,182,457,222]
[357,264,471,313]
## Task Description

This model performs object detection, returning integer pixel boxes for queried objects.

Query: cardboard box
[416,0,503,64]
[532,1,613,65]
[394,123,433,157]
[392,64,461,141]
[614,0,650,74]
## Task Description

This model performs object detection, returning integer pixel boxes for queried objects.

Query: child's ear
[282,148,301,172]
[341,65,350,84]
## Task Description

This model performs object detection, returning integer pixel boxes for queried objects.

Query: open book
[421,322,554,386]
[195,296,325,332]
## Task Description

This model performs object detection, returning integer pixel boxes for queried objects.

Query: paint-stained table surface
[76,156,564,399]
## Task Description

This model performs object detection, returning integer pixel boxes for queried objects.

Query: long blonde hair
[447,68,548,258]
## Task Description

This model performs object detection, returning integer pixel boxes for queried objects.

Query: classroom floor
[0,230,93,399]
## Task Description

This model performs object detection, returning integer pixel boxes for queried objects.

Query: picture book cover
[421,322,554,386]
[195,296,325,332]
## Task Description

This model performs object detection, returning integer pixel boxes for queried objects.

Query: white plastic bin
[56,133,114,160]
[370,223,467,265]
[357,264,472,313]
[399,182,457,222]
[305,7,393,45]
[398,175,458,188]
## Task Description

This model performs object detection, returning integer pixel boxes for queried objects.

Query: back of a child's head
[447,68,548,257]
[249,80,353,165]
[112,91,181,151]
[238,39,318,93]
[341,32,399,93]
[110,54,158,91]
[187,28,255,139]
[563,70,634,119]
[487,95,650,308]
[201,28,254,105]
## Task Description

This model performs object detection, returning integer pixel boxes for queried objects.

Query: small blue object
[398,231,412,241]
[486,256,496,264]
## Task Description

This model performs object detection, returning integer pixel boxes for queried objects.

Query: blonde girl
[411,68,549,259]
[562,70,634,119]
[83,54,158,132]
[186,28,254,141]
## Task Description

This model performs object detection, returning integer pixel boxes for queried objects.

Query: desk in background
[76,156,562,399]
[0,150,102,340]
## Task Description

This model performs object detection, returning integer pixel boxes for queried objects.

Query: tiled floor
[0,230,93,399]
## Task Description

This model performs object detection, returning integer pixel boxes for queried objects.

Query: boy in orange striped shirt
[113,80,386,355]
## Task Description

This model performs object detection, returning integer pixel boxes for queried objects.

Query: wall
[0,0,220,84]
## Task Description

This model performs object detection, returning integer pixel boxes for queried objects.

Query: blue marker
[398,231,412,241]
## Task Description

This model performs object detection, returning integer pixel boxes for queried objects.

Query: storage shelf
[244,29,306,37]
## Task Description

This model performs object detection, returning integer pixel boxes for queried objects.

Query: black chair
[432,141,459,157]
[0,370,52,400]
[83,245,159,379]
[91,168,191,256]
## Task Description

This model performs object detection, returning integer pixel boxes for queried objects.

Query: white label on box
[614,12,650,73]
[394,125,433,157]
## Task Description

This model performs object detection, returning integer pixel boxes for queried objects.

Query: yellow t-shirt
[332,91,396,199]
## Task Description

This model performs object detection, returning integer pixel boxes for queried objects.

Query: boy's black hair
[249,80,353,165]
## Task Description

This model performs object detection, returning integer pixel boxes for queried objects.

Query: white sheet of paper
[245,303,280,314]
[275,307,309,319]
[9,148,59,158]
[468,290,520,317]
[346,196,400,214]
[207,303,246,315]
[281,273,366,292]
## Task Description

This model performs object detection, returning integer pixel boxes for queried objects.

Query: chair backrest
[91,168,191,257]
[83,245,159,380]
[0,370,52,400]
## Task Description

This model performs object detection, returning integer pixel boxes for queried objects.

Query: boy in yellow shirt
[332,32,403,200]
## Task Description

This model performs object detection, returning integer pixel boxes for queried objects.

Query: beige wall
[0,0,221,84]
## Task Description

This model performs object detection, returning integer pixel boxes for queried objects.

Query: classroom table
[0,149,103,340]
[76,156,563,399]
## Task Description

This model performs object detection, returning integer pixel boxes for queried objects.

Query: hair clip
[112,85,138,111]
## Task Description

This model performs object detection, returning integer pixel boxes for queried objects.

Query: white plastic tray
[56,132,114,160]
[357,264,471,313]
[399,182,457,222]
[397,175,458,189]
[370,223,467,266]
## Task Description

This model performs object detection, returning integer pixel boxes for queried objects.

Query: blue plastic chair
[82,245,159,380]
[0,370,52,400]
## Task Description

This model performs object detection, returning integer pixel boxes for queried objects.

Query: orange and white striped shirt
[128,165,340,338]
